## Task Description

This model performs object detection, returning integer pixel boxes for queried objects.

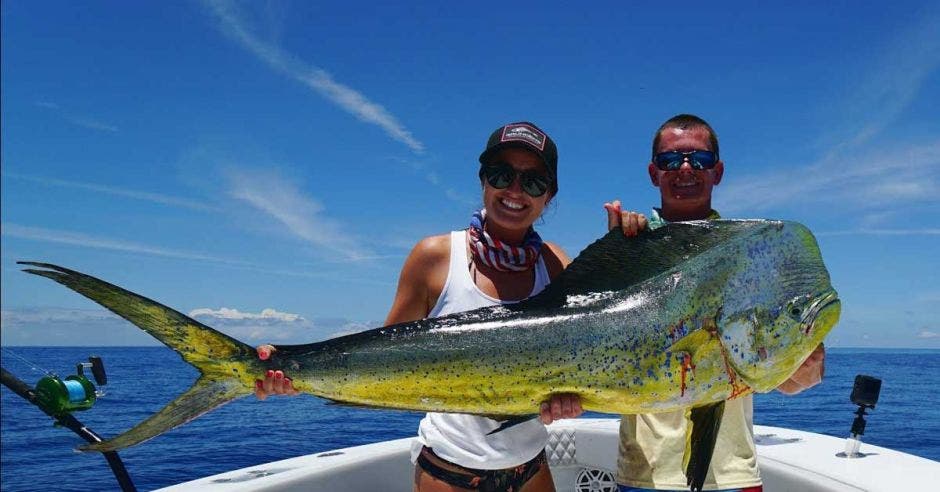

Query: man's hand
[255,344,299,400]
[604,200,648,237]
[777,343,825,395]
[539,394,583,425]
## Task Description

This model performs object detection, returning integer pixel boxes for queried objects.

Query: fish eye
[787,295,812,319]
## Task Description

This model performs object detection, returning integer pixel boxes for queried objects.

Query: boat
[158,418,938,491]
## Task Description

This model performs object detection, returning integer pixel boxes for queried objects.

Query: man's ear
[712,161,724,185]
[648,163,660,186]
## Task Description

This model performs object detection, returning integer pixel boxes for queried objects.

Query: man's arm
[604,200,648,236]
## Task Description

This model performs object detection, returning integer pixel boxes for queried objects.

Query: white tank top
[410,230,552,470]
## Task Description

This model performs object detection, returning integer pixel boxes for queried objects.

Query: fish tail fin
[18,262,259,451]
[685,401,725,492]
[82,377,247,452]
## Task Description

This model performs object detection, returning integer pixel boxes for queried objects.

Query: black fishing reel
[840,374,881,458]
[34,356,108,415]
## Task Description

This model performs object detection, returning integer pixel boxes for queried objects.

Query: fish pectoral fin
[80,377,249,453]
[669,329,714,354]
[684,401,725,492]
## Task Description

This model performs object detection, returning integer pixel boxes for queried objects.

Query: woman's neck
[483,221,528,245]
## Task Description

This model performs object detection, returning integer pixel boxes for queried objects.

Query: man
[604,114,826,492]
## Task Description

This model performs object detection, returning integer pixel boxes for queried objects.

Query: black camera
[850,375,881,409]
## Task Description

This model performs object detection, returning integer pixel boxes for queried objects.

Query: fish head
[718,222,841,392]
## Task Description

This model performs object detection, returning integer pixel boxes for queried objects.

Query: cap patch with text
[500,123,546,151]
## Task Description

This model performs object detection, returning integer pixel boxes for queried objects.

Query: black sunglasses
[482,162,553,198]
[653,150,719,171]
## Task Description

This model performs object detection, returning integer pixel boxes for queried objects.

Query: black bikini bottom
[417,446,547,492]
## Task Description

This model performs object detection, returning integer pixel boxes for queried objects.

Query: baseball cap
[478,122,558,181]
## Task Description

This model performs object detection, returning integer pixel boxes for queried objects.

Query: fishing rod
[0,355,138,492]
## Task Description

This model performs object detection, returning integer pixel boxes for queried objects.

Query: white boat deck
[160,419,938,491]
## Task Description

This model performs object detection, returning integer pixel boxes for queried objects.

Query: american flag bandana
[468,209,543,272]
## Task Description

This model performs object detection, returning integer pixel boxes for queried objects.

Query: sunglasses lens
[654,152,684,170]
[485,162,551,197]
[484,164,514,189]
[521,174,550,197]
[690,151,717,169]
[654,151,717,170]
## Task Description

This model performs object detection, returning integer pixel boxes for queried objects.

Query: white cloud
[187,308,375,343]
[324,321,375,339]
[67,117,118,133]
[0,308,159,346]
[0,305,378,346]
[719,12,940,217]
[821,10,940,152]
[718,140,940,214]
[1,307,119,325]
[385,156,476,206]
[3,173,219,212]
[226,168,373,260]
[917,331,939,339]
[3,222,394,286]
[189,307,302,323]
[859,211,899,228]
[203,0,423,153]
[2,223,240,264]
[816,228,940,237]
[916,292,940,304]
[34,100,118,133]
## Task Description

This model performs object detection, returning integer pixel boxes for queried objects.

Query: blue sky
[2,1,938,348]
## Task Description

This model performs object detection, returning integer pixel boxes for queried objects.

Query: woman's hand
[254,344,299,400]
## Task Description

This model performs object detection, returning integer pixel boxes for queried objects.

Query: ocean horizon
[2,346,938,491]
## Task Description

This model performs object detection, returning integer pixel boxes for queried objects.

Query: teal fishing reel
[34,356,107,416]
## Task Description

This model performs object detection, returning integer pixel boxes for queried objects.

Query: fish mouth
[805,291,840,337]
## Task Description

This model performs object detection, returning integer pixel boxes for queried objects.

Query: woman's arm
[384,235,450,325]
[255,235,449,398]
[541,241,572,279]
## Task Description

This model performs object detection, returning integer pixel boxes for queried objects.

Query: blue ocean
[2,347,938,491]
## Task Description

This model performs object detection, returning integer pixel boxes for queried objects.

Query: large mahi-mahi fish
[20,219,839,491]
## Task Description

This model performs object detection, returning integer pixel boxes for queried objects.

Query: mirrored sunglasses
[482,162,553,198]
[653,150,718,171]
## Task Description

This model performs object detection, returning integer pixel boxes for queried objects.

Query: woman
[258,122,582,492]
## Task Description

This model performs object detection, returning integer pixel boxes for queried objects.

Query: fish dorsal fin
[520,221,770,309]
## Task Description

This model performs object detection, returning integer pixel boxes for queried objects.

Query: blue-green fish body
[20,220,838,491]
